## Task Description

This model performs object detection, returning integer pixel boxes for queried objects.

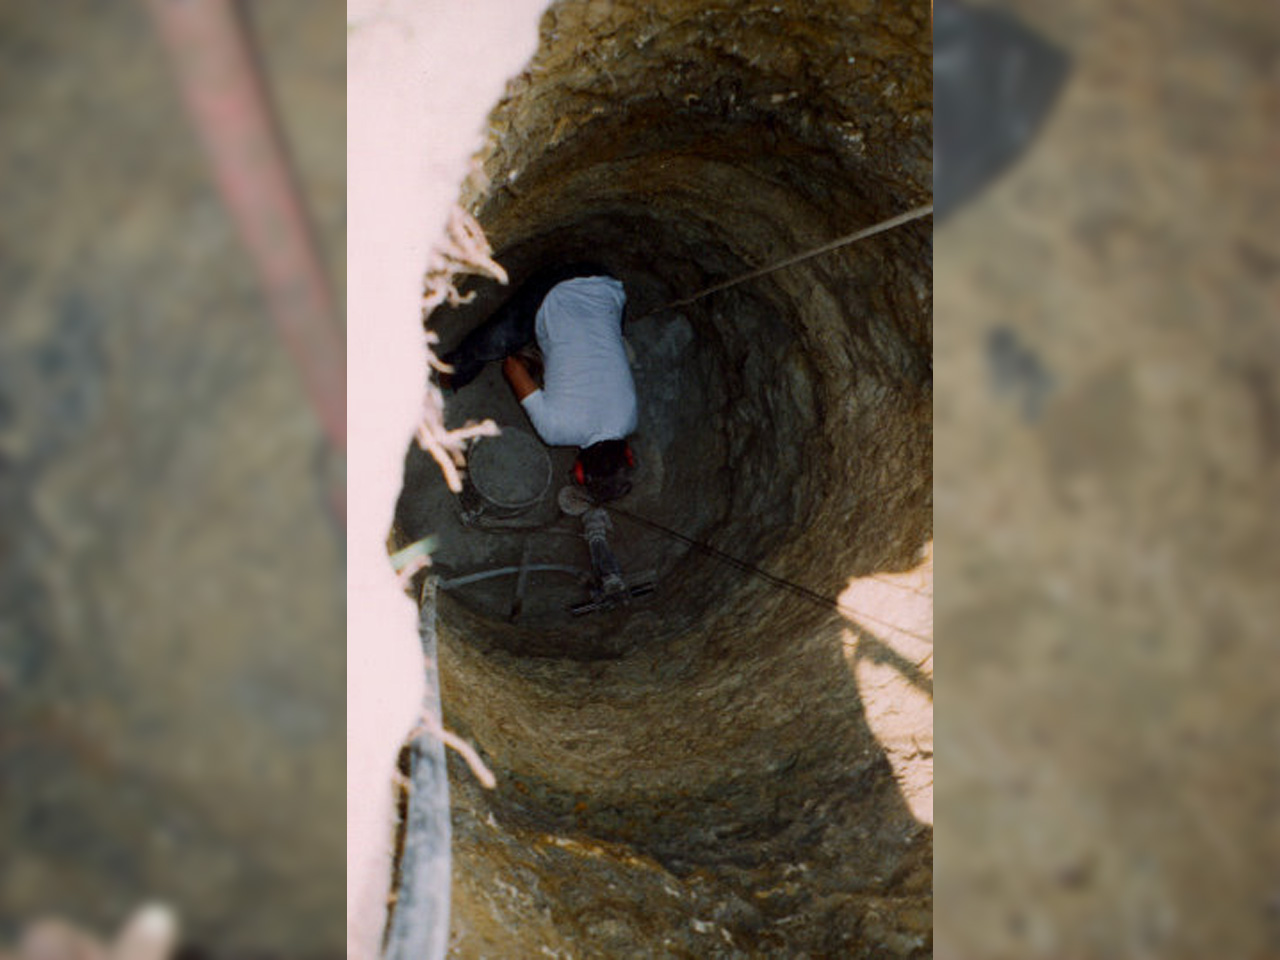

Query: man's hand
[503,354,538,401]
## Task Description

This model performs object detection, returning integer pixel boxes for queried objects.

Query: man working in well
[440,263,637,503]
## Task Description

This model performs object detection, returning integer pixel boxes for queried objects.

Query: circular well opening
[393,2,932,954]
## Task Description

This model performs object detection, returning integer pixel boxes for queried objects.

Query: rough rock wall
[417,1,935,956]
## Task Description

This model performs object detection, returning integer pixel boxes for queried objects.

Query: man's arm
[503,355,538,400]
[508,363,575,447]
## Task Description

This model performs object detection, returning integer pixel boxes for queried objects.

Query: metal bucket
[463,427,552,519]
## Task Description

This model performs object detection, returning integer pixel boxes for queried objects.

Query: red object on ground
[145,0,347,469]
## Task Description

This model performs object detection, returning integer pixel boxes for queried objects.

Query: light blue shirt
[520,277,637,447]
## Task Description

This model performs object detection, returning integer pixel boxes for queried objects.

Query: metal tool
[558,487,654,615]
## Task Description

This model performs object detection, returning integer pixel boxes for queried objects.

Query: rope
[640,203,933,318]
[604,503,933,645]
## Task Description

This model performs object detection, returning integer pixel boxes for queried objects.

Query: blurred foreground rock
[0,3,345,955]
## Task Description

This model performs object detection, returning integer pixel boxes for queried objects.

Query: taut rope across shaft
[642,203,933,318]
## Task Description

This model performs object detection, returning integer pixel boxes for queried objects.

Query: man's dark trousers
[441,261,613,390]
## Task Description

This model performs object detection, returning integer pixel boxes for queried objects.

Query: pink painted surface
[346,2,545,955]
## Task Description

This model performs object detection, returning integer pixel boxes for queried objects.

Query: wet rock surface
[400,0,933,955]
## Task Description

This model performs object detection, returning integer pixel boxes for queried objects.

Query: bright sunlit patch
[841,541,933,824]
